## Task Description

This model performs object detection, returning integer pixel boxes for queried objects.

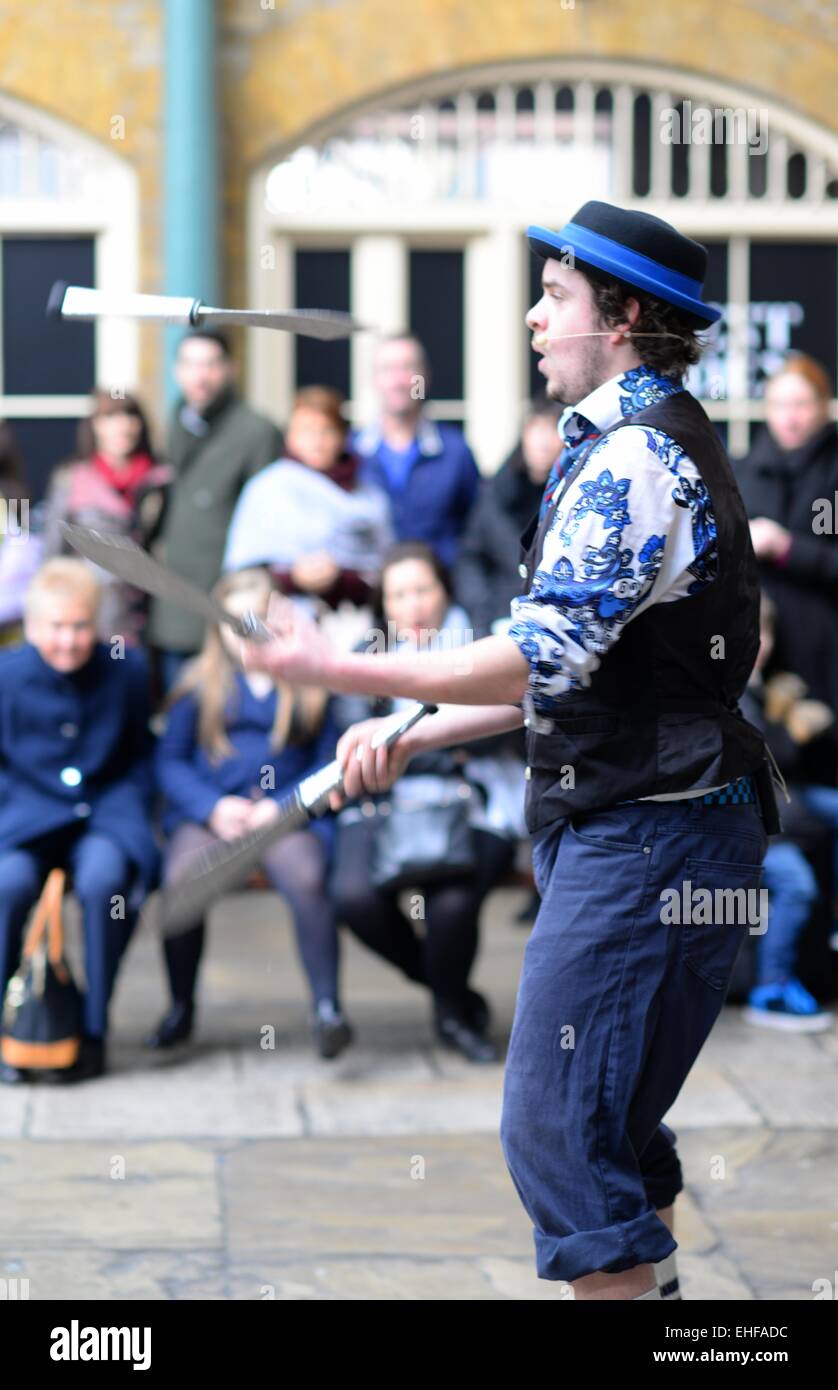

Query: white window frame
[0,92,140,430]
[248,59,838,468]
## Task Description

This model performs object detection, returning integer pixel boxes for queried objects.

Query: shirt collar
[558,363,684,447]
[355,413,443,458]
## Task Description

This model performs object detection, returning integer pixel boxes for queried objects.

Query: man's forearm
[330,633,530,706]
[405,701,524,755]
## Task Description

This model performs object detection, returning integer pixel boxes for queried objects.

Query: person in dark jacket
[739,595,833,1030]
[735,354,838,775]
[330,542,517,1063]
[0,559,159,1084]
[146,330,284,691]
[150,566,350,1060]
[455,396,561,639]
[352,334,480,569]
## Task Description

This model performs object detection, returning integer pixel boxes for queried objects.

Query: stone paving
[2,887,837,1301]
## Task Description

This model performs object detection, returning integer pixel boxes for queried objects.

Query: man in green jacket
[147,330,283,689]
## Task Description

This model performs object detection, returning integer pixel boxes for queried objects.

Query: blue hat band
[528,221,720,324]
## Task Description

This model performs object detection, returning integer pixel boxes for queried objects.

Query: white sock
[655,1251,681,1300]
[633,1284,662,1300]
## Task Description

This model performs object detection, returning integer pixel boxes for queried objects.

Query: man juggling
[241,200,774,1301]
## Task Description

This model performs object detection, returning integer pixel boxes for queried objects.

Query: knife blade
[60,523,272,642]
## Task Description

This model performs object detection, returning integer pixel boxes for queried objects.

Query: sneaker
[313,1000,354,1060]
[744,980,833,1033]
[655,1252,682,1300]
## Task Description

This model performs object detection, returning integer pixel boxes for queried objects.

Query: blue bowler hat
[528,200,720,328]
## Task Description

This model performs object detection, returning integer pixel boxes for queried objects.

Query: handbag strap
[22,869,66,965]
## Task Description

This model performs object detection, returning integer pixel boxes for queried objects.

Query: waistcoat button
[524,766,532,780]
[518,563,528,579]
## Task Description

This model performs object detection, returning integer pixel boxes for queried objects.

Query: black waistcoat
[516,390,767,833]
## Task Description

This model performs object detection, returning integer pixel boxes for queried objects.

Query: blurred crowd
[0,333,836,1083]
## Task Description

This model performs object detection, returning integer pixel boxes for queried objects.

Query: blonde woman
[151,568,351,1058]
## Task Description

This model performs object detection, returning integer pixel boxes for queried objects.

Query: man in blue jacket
[0,558,159,1084]
[353,334,480,569]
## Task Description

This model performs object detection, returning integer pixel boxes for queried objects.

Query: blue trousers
[0,828,135,1039]
[758,841,817,984]
[500,797,767,1282]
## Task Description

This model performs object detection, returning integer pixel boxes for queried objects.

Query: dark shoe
[0,1062,27,1085]
[51,1036,107,1085]
[313,1000,354,1060]
[515,890,541,924]
[143,1001,194,1049]
[435,1014,499,1064]
[464,988,491,1035]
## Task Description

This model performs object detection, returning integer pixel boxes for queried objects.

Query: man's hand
[327,716,416,811]
[240,591,334,686]
[208,795,254,841]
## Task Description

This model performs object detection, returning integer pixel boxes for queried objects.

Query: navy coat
[156,674,339,856]
[0,642,160,890]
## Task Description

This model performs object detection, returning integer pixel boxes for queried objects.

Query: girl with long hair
[151,567,351,1059]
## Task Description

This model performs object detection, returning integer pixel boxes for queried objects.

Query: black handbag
[369,778,478,891]
[1,869,84,1073]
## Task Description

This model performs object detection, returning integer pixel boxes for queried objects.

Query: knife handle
[298,701,438,814]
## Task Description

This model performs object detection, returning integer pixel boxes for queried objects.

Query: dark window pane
[632,94,651,197]
[409,250,463,400]
[527,249,545,400]
[294,249,350,398]
[748,149,768,197]
[683,242,728,401]
[749,242,837,396]
[515,87,534,112]
[671,102,689,197]
[3,237,95,395]
[787,152,806,199]
[9,416,79,503]
[555,86,574,112]
[594,88,613,113]
[709,140,727,198]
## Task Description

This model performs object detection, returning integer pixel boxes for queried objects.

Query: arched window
[0,95,139,499]
[248,62,838,469]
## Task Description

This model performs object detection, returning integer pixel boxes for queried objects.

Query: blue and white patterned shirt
[506,364,718,722]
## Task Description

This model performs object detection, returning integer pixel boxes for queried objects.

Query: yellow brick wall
[1,0,836,435]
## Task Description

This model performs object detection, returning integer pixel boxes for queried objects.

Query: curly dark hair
[582,271,706,379]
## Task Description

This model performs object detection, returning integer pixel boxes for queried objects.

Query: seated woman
[0,420,42,647]
[42,389,169,645]
[151,566,351,1059]
[331,541,521,1063]
[222,386,393,611]
[0,558,159,1084]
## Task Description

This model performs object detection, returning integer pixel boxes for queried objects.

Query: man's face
[526,259,612,407]
[27,595,97,673]
[372,339,426,416]
[174,338,233,413]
